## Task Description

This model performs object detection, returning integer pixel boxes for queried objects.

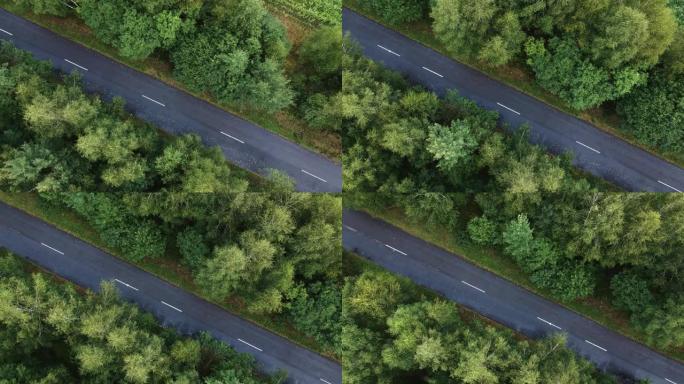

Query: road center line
[536,316,562,330]
[114,278,139,291]
[421,66,444,78]
[237,338,263,352]
[377,44,400,57]
[320,379,334,384]
[64,58,88,71]
[344,225,358,232]
[142,94,166,107]
[40,242,64,255]
[301,169,327,183]
[384,244,407,255]
[665,378,678,384]
[219,131,245,144]
[496,102,521,115]
[658,180,682,193]
[461,281,486,293]
[575,141,601,154]
[161,301,182,312]
[584,340,607,352]
[0,28,13,36]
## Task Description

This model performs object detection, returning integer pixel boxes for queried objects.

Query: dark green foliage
[62,193,166,262]
[0,250,273,383]
[0,41,243,194]
[617,69,684,154]
[287,282,341,353]
[362,0,429,24]
[610,271,654,313]
[177,227,209,271]
[525,38,646,110]
[170,0,292,113]
[342,264,616,383]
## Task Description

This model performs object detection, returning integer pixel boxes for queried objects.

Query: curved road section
[343,8,684,193]
[343,210,684,384]
[0,202,341,384]
[0,9,342,193]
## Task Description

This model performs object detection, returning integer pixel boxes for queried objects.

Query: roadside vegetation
[342,252,620,383]
[3,0,341,158]
[267,0,341,26]
[0,249,282,383]
[340,46,684,360]
[346,0,684,166]
[0,42,341,357]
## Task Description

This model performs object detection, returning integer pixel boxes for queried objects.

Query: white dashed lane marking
[658,180,682,193]
[142,94,165,107]
[384,244,407,255]
[461,281,486,293]
[344,225,358,232]
[0,28,13,36]
[220,131,245,144]
[64,58,88,71]
[301,170,327,183]
[584,340,607,352]
[161,301,182,312]
[576,141,601,154]
[40,242,64,255]
[497,102,521,115]
[237,338,263,352]
[377,44,400,57]
[320,379,334,384]
[537,317,562,330]
[421,66,444,78]
[114,278,139,291]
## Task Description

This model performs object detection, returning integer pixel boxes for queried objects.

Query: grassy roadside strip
[355,205,684,362]
[0,1,341,160]
[0,192,336,360]
[343,2,684,168]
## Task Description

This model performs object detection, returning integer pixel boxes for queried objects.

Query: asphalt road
[343,209,684,384]
[343,8,684,193]
[0,9,341,193]
[0,202,341,384]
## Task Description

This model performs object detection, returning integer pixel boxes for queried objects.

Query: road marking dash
[658,180,682,193]
[320,379,334,384]
[64,58,88,71]
[237,338,263,352]
[219,131,245,144]
[537,316,562,330]
[377,44,400,57]
[40,243,64,255]
[575,141,601,154]
[496,102,521,115]
[142,94,165,107]
[114,278,139,291]
[344,225,358,232]
[665,378,678,384]
[421,66,444,78]
[161,301,182,312]
[461,281,486,293]
[585,340,607,352]
[384,244,407,255]
[301,170,327,183]
[0,28,13,36]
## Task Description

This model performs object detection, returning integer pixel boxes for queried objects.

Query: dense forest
[0,249,280,383]
[9,0,342,151]
[0,41,342,355]
[356,0,684,158]
[0,40,254,193]
[342,254,619,384]
[341,43,598,197]
[341,42,684,354]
